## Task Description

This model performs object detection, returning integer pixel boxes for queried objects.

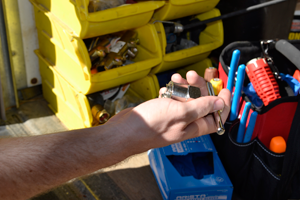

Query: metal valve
[103,30,139,70]
[91,105,110,124]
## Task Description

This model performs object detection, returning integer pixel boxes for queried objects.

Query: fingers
[183,96,225,124]
[185,71,209,96]
[171,73,188,85]
[182,115,217,140]
[217,88,231,122]
[182,88,232,139]
[159,74,186,97]
[159,71,230,125]
[168,71,208,97]
[159,87,167,97]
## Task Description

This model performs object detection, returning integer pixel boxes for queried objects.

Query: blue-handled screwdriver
[230,64,246,121]
[243,111,258,143]
[237,102,252,143]
[227,50,240,93]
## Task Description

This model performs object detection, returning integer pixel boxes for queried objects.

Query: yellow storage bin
[150,8,223,75]
[152,0,220,21]
[29,0,165,38]
[129,74,160,101]
[177,58,213,78]
[36,49,93,129]
[35,11,162,95]
[37,49,161,130]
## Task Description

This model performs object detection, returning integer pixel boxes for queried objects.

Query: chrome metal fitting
[161,81,201,101]
[91,105,110,124]
[161,81,225,135]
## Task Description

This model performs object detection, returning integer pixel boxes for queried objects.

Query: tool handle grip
[237,102,252,143]
[230,65,246,121]
[227,50,240,93]
[275,40,300,71]
[243,111,258,143]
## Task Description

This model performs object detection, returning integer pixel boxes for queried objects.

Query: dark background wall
[212,0,298,56]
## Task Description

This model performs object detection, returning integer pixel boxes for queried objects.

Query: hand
[106,71,231,153]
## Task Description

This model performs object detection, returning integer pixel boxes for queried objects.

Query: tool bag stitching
[256,140,285,157]
[228,129,256,147]
[227,121,257,147]
[253,153,281,181]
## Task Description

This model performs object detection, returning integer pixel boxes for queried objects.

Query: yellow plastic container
[129,74,160,101]
[37,49,161,129]
[34,8,162,95]
[36,49,93,129]
[150,8,223,75]
[152,0,220,21]
[29,0,165,38]
[177,58,213,78]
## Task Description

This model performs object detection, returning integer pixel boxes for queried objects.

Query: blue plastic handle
[243,111,258,143]
[237,102,252,143]
[230,64,246,121]
[227,50,241,93]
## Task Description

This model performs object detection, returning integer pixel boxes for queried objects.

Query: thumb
[183,96,225,123]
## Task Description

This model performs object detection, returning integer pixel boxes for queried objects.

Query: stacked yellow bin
[149,0,223,74]
[30,0,223,130]
[30,0,165,129]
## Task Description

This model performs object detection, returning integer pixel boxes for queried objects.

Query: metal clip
[260,40,281,79]
[207,82,225,135]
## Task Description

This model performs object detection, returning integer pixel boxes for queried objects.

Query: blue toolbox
[148,135,233,200]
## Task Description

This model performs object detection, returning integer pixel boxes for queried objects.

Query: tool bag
[210,41,300,200]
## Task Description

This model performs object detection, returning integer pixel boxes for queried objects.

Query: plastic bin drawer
[29,0,164,38]
[152,0,220,21]
[35,13,162,95]
[37,50,93,129]
[129,74,160,101]
[37,50,160,130]
[150,8,223,74]
[177,58,214,78]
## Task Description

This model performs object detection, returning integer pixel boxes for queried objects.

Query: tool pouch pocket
[211,40,300,200]
[212,120,283,200]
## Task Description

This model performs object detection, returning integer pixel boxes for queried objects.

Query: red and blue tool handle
[246,58,281,106]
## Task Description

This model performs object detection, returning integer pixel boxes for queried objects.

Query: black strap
[275,40,300,71]
[279,95,300,199]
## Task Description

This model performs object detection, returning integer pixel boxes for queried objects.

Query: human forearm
[0,71,231,200]
[0,123,131,200]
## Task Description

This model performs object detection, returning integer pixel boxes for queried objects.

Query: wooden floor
[2,96,163,200]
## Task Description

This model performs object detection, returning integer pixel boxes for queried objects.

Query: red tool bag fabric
[210,41,300,200]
